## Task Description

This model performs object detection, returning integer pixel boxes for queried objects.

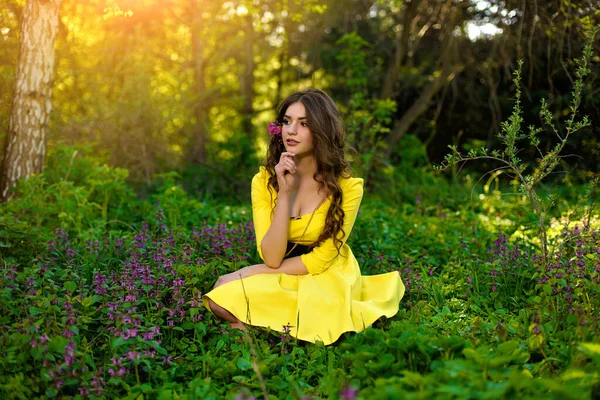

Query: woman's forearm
[213,257,309,289]
[238,257,309,278]
[260,191,290,268]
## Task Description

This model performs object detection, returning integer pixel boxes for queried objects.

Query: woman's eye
[282,120,307,127]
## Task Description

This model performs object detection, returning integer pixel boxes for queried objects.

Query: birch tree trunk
[0,0,62,201]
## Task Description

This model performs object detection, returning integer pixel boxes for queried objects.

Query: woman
[203,88,404,345]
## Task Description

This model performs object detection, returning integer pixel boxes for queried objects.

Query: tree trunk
[241,13,255,138]
[380,1,415,100]
[188,0,209,164]
[0,0,62,201]
[384,32,458,158]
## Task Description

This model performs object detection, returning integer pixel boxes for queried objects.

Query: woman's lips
[286,140,299,146]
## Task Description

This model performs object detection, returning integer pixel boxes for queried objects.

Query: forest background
[1,0,598,199]
[1,0,600,399]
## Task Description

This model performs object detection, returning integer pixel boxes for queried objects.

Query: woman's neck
[292,154,318,185]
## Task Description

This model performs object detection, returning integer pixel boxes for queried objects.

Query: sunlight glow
[236,5,248,17]
[102,7,133,20]
[261,11,273,24]
[467,0,507,40]
[467,22,503,40]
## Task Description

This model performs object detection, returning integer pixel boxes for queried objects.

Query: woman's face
[282,102,314,155]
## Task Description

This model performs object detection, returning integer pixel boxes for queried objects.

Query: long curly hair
[263,88,355,255]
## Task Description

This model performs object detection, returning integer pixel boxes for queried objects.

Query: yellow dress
[203,166,405,345]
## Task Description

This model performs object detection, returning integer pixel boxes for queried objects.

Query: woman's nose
[288,122,297,134]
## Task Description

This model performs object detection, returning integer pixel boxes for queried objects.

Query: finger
[285,158,297,170]
[277,158,293,168]
[280,152,296,161]
[275,164,288,176]
[277,164,291,176]
[282,161,296,174]
[279,158,292,170]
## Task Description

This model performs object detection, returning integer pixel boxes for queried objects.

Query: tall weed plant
[436,27,599,266]
[435,28,600,360]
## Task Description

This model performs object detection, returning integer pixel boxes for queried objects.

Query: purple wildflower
[340,386,358,400]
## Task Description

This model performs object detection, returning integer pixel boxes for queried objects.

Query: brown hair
[263,88,355,255]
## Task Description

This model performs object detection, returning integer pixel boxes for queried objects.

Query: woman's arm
[251,169,291,269]
[213,257,308,288]
[259,191,291,268]
[300,177,364,275]
[243,256,308,277]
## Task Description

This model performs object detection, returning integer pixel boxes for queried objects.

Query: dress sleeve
[300,177,364,275]
[251,167,273,262]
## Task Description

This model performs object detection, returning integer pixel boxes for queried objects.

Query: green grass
[0,156,599,399]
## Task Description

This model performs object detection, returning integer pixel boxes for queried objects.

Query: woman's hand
[274,152,296,193]
[213,272,242,289]
[212,265,270,289]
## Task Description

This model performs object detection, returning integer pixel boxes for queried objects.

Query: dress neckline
[290,195,330,220]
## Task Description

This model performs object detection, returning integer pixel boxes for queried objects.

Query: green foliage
[0,145,137,239]
[1,145,599,398]
[43,143,109,186]
[335,32,397,182]
[3,0,599,181]
[436,27,599,265]
[179,131,260,206]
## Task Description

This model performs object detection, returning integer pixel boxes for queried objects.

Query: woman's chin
[286,146,309,156]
